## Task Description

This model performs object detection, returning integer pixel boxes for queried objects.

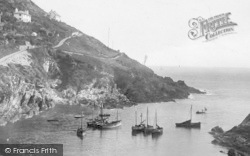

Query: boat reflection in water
[152,131,163,140]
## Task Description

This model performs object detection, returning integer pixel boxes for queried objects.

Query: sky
[33,0,250,68]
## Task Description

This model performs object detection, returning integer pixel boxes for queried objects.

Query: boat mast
[101,102,103,123]
[92,108,94,120]
[190,105,193,121]
[81,111,83,129]
[155,110,157,127]
[147,107,149,126]
[116,109,118,121]
[140,113,143,123]
[135,111,137,125]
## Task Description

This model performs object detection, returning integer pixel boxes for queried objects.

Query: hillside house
[14,8,31,23]
[19,41,34,50]
[48,10,61,21]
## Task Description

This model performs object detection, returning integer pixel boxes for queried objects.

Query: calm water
[0,67,250,156]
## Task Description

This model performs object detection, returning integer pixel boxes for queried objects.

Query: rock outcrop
[210,114,250,155]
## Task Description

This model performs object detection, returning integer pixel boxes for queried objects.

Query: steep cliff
[0,0,203,125]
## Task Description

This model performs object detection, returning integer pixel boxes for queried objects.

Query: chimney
[15,8,18,13]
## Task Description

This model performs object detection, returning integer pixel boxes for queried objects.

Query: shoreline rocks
[210,114,250,156]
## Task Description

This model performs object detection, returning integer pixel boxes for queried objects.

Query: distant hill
[0,0,203,125]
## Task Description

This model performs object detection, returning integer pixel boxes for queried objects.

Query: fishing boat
[176,105,201,128]
[47,119,59,122]
[77,112,86,137]
[95,103,122,129]
[87,106,110,128]
[196,107,207,114]
[132,111,145,132]
[152,110,163,134]
[74,114,85,118]
[143,107,154,133]
[196,110,206,114]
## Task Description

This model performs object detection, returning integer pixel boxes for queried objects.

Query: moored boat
[87,105,110,128]
[96,120,122,129]
[175,120,201,128]
[47,119,59,122]
[95,103,122,129]
[74,114,85,118]
[196,107,207,114]
[132,112,145,132]
[176,105,201,128]
[77,111,86,137]
[143,107,154,133]
[196,111,206,114]
[152,110,163,134]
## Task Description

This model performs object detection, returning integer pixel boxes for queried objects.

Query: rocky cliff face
[0,0,203,125]
[210,114,250,155]
[0,48,131,125]
[0,48,58,125]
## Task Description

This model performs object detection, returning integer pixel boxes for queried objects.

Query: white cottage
[48,10,61,21]
[14,8,31,23]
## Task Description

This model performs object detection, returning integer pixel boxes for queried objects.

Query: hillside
[0,0,203,125]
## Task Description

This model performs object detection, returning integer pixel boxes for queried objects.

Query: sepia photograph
[0,0,250,156]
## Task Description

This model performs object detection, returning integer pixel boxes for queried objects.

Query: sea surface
[0,67,250,156]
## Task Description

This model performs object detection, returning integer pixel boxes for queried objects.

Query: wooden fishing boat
[96,119,122,129]
[77,111,86,137]
[74,114,85,118]
[152,110,163,134]
[175,120,201,128]
[196,107,207,114]
[196,110,206,114]
[176,105,201,128]
[132,111,145,132]
[95,103,122,129]
[87,105,110,128]
[143,107,154,133]
[47,119,59,122]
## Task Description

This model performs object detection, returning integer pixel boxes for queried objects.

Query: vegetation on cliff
[0,0,203,124]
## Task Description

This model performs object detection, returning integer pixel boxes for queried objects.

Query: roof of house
[14,9,30,16]
[49,10,61,17]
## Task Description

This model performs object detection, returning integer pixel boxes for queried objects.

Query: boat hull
[175,120,201,128]
[87,121,98,128]
[96,120,122,129]
[196,111,206,114]
[143,125,154,133]
[132,124,145,132]
[77,128,86,137]
[152,128,163,134]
